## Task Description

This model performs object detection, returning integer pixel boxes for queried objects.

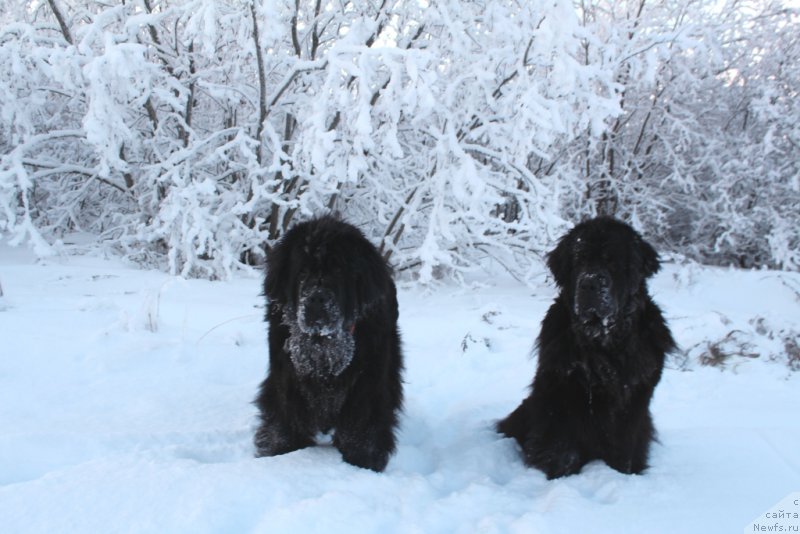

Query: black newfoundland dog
[254,216,403,472]
[498,217,675,479]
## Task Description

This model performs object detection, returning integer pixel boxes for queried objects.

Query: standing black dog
[254,216,403,472]
[498,217,675,479]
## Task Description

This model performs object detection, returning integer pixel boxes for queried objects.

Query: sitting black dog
[498,217,675,478]
[254,216,403,472]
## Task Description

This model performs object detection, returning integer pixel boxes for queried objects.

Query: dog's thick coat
[498,217,675,479]
[254,216,403,472]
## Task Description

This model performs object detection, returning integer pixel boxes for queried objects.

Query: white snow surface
[1,245,798,533]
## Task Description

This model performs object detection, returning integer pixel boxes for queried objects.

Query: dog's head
[265,216,393,337]
[547,217,660,343]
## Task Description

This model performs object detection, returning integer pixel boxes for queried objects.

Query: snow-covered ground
[1,245,798,533]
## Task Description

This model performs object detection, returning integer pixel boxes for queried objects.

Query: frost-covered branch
[1,0,798,279]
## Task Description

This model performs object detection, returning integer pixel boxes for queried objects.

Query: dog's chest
[568,353,634,403]
[298,381,348,433]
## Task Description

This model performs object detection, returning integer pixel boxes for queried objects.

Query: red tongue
[349,323,356,335]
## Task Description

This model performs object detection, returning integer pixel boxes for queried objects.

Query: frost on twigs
[783,337,800,372]
[696,330,759,369]
[0,0,798,280]
[687,317,800,372]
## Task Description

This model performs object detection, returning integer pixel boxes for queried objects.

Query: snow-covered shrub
[1,0,798,279]
[565,0,800,271]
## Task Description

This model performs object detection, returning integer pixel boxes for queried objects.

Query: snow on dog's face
[546,217,660,344]
[294,273,349,337]
[279,268,356,379]
[282,307,356,379]
[264,216,394,378]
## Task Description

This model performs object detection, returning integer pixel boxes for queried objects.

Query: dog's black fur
[498,217,675,479]
[254,216,403,472]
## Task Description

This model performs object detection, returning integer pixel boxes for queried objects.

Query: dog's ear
[546,232,574,288]
[637,234,661,278]
[264,236,294,307]
[352,245,395,318]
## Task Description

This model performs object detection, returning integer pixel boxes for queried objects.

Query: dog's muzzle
[287,285,356,379]
[297,287,341,336]
[574,271,617,335]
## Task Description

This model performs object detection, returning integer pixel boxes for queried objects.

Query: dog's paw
[340,445,390,472]
[334,429,393,472]
[254,420,312,457]
[522,437,584,479]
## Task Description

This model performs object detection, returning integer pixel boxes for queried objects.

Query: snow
[1,245,798,533]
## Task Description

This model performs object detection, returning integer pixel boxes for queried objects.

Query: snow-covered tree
[1,0,798,279]
[566,0,799,270]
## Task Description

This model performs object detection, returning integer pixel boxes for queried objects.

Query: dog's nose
[576,271,614,319]
[303,289,330,322]
[577,272,609,294]
[300,288,339,333]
